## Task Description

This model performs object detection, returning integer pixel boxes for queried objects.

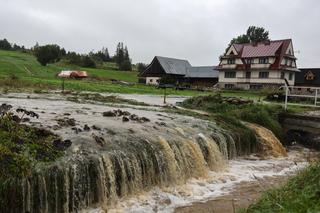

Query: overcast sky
[1,0,319,67]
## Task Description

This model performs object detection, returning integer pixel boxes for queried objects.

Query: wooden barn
[139,56,218,88]
[185,66,219,88]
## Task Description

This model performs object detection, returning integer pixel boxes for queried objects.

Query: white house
[216,39,299,90]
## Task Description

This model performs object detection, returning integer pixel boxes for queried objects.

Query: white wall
[219,70,295,86]
[146,77,160,85]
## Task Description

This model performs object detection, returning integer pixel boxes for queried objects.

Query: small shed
[58,70,88,79]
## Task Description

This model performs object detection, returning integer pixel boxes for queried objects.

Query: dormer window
[227,58,235,64]
[259,58,269,64]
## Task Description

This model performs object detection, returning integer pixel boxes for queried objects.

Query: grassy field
[0,50,209,95]
[0,50,272,97]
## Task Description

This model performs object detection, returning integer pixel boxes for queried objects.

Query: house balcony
[221,64,237,69]
[236,77,286,84]
[250,64,271,69]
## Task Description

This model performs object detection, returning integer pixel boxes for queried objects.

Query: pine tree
[103,47,110,62]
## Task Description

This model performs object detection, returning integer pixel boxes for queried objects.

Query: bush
[34,44,63,66]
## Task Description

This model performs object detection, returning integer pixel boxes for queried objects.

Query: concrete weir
[280,112,320,149]
[0,93,312,213]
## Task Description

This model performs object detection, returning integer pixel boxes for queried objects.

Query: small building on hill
[58,70,88,79]
[295,68,320,87]
[139,56,218,88]
[217,39,299,90]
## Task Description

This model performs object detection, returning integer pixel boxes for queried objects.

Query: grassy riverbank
[243,161,320,213]
[180,94,284,139]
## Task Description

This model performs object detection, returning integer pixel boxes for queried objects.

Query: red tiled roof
[241,41,282,57]
[232,39,292,58]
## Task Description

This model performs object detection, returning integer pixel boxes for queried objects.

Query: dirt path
[174,176,287,213]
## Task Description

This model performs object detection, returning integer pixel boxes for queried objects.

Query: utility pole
[163,86,167,104]
[61,78,65,93]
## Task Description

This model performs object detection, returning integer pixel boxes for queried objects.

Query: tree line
[0,38,135,71]
[0,38,26,51]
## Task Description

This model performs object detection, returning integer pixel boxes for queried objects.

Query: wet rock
[122,111,131,116]
[53,139,72,151]
[71,127,82,134]
[92,125,101,130]
[103,111,117,117]
[57,118,76,127]
[84,124,91,131]
[12,115,21,123]
[156,121,167,126]
[22,118,30,123]
[140,117,150,123]
[92,134,105,147]
[129,114,139,121]
[122,116,130,122]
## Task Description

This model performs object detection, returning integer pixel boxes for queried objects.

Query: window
[246,72,251,79]
[227,58,235,64]
[281,72,285,79]
[250,85,263,90]
[225,84,234,89]
[246,58,254,64]
[259,72,269,78]
[259,58,269,64]
[225,71,236,78]
[156,79,159,83]
[289,73,293,80]
[150,79,153,83]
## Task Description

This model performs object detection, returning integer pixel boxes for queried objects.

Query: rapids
[0,93,298,213]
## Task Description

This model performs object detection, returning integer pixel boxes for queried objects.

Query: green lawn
[0,50,139,82]
[0,50,214,95]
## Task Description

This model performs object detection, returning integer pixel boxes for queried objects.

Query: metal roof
[231,39,292,58]
[185,66,219,78]
[156,56,192,75]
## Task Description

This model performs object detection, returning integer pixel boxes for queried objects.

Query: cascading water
[0,95,286,213]
[3,125,238,213]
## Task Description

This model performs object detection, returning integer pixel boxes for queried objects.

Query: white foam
[91,150,308,213]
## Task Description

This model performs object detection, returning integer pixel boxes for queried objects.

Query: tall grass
[180,95,284,140]
[245,162,320,213]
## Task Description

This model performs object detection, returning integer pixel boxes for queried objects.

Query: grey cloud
[0,0,319,67]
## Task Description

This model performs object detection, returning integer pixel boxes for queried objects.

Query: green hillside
[0,50,211,95]
[0,50,138,82]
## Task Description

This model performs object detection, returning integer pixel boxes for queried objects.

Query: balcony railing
[235,77,286,84]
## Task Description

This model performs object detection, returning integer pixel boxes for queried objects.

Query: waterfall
[1,122,276,213]
[246,123,287,157]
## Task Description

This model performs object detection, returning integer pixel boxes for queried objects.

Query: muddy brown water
[174,176,287,213]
